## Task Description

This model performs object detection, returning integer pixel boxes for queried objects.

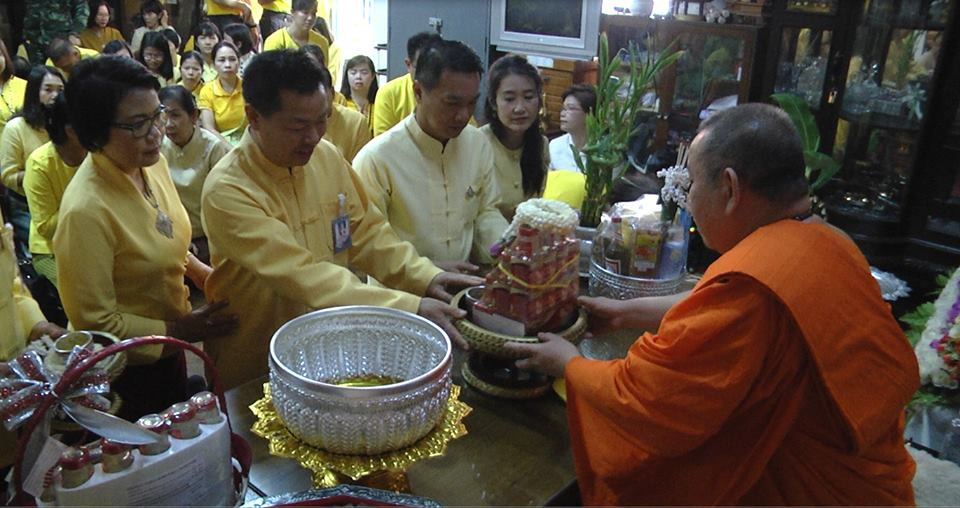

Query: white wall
[329,0,389,86]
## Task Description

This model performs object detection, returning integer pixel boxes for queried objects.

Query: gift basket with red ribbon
[2,335,251,506]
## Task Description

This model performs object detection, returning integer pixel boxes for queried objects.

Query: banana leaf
[804,150,841,192]
[771,92,820,152]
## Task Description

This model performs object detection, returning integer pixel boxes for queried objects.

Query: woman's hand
[168,300,238,342]
[433,260,480,275]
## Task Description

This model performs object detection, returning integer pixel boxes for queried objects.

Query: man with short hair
[317,66,371,162]
[506,103,919,505]
[201,49,478,389]
[354,40,508,270]
[371,31,441,136]
[262,0,329,62]
[45,37,97,79]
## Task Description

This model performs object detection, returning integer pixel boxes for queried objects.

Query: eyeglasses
[112,106,166,138]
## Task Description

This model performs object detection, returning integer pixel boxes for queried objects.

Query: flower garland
[914,266,960,390]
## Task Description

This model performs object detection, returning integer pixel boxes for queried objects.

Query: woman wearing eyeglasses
[53,56,237,418]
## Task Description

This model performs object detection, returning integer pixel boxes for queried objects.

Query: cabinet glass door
[828,0,951,221]
[670,32,747,139]
[774,27,833,108]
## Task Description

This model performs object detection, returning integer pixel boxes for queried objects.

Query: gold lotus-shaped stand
[250,383,472,490]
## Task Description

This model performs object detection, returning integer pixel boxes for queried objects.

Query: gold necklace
[140,168,174,239]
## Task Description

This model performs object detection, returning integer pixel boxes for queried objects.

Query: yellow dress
[23,142,79,255]
[201,131,442,388]
[53,152,192,364]
[479,124,548,220]
[160,126,232,238]
[0,117,49,194]
[0,77,27,138]
[79,26,124,52]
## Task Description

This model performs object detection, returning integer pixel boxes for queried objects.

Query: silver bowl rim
[269,305,452,397]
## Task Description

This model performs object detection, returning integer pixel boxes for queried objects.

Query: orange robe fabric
[565,219,919,505]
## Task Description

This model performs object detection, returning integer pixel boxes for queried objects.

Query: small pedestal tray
[451,288,587,399]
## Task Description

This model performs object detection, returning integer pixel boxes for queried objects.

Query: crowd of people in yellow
[0,0,922,505]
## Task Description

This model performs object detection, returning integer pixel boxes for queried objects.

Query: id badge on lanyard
[332,192,352,253]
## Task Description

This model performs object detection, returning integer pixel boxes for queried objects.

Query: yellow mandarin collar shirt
[198,77,247,134]
[23,142,79,254]
[324,103,372,162]
[201,130,442,389]
[372,73,415,136]
[0,117,49,194]
[0,77,27,135]
[161,126,232,238]
[53,152,192,363]
[479,124,549,220]
[354,115,509,264]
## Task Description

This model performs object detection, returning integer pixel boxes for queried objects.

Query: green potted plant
[574,32,681,228]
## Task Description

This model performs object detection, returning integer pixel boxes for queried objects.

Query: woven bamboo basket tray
[451,289,587,359]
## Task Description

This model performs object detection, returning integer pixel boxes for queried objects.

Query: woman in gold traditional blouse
[0,40,27,139]
[480,54,549,220]
[56,55,236,417]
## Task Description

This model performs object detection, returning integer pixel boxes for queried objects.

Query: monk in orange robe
[505,103,919,505]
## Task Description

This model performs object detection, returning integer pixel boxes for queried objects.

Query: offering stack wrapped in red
[479,199,580,335]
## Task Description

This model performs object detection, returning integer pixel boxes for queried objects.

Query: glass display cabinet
[759,0,957,271]
[601,14,759,150]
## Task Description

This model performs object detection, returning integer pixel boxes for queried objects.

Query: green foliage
[769,92,841,193]
[901,302,935,347]
[577,33,681,227]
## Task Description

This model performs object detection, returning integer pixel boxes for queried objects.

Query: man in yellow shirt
[316,67,371,162]
[262,0,329,61]
[44,37,98,80]
[372,31,441,136]
[355,40,508,270]
[202,49,480,389]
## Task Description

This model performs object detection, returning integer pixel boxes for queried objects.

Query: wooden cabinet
[540,60,575,134]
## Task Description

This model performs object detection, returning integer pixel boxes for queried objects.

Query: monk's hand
[433,260,480,275]
[418,297,469,350]
[426,272,484,302]
[168,300,238,342]
[578,296,632,335]
[504,333,580,378]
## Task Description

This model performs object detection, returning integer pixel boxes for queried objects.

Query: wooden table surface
[224,349,576,506]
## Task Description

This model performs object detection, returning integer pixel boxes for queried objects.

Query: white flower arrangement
[656,164,690,211]
[914,267,960,390]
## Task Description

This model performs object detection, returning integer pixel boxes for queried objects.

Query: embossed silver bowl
[268,306,452,455]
